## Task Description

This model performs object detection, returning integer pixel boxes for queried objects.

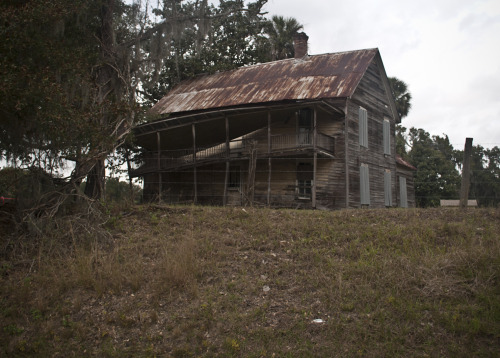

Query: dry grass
[1,205,499,357]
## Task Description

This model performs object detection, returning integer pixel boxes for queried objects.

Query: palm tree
[388,77,412,157]
[388,77,412,119]
[265,16,303,60]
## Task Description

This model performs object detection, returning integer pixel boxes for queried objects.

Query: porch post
[157,131,162,202]
[223,116,230,206]
[192,123,197,204]
[267,111,272,207]
[312,107,317,209]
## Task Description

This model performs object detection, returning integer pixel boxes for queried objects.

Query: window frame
[399,176,408,208]
[296,162,313,200]
[359,107,368,148]
[384,170,392,207]
[360,163,370,206]
[383,118,391,155]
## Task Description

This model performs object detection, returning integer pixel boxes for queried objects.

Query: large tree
[0,0,144,201]
[0,0,102,170]
[457,145,500,207]
[1,0,270,205]
[405,128,461,207]
[144,0,271,103]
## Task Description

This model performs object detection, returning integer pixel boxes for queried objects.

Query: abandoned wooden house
[131,33,416,209]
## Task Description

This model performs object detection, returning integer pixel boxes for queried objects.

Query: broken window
[229,165,240,189]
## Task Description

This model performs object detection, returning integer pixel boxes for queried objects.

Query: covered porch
[133,100,345,208]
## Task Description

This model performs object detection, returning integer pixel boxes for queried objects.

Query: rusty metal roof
[150,48,379,115]
[396,155,417,170]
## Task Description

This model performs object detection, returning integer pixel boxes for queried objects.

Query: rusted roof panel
[151,49,379,115]
[396,155,417,170]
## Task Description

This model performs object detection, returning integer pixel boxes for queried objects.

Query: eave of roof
[396,155,417,170]
[150,48,379,115]
[135,99,345,137]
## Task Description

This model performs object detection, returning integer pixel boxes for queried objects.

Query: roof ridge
[314,48,378,57]
[207,48,379,74]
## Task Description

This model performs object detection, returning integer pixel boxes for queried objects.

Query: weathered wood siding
[346,59,397,208]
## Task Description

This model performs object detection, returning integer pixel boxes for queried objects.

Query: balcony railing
[131,132,335,176]
[270,132,334,153]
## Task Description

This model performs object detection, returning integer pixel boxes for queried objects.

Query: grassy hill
[1,206,499,357]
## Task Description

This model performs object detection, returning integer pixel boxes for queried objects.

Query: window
[384,170,392,207]
[297,108,312,145]
[297,162,313,199]
[229,166,240,189]
[383,118,391,155]
[360,164,370,205]
[399,176,408,208]
[359,107,368,148]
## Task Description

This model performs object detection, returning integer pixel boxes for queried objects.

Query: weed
[154,237,198,295]
[30,309,43,321]
[62,315,72,328]
[150,212,160,225]
[101,337,119,357]
[223,338,241,356]
[4,324,24,335]
[0,263,12,277]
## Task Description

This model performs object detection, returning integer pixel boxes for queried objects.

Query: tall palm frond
[265,15,303,60]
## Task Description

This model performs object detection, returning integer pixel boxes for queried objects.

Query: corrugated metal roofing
[396,155,417,170]
[150,48,379,115]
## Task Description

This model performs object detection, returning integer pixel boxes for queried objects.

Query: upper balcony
[130,131,335,177]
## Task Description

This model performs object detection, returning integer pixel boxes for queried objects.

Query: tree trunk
[84,0,116,199]
[125,148,134,201]
[84,159,106,199]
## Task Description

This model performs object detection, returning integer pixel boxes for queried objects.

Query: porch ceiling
[135,100,345,151]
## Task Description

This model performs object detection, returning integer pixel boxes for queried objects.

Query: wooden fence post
[460,138,473,209]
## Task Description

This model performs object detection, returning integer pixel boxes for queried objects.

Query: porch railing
[131,132,335,176]
[270,132,334,153]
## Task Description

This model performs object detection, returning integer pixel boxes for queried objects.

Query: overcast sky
[261,0,500,149]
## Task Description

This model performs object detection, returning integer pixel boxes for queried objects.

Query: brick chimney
[293,32,309,58]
